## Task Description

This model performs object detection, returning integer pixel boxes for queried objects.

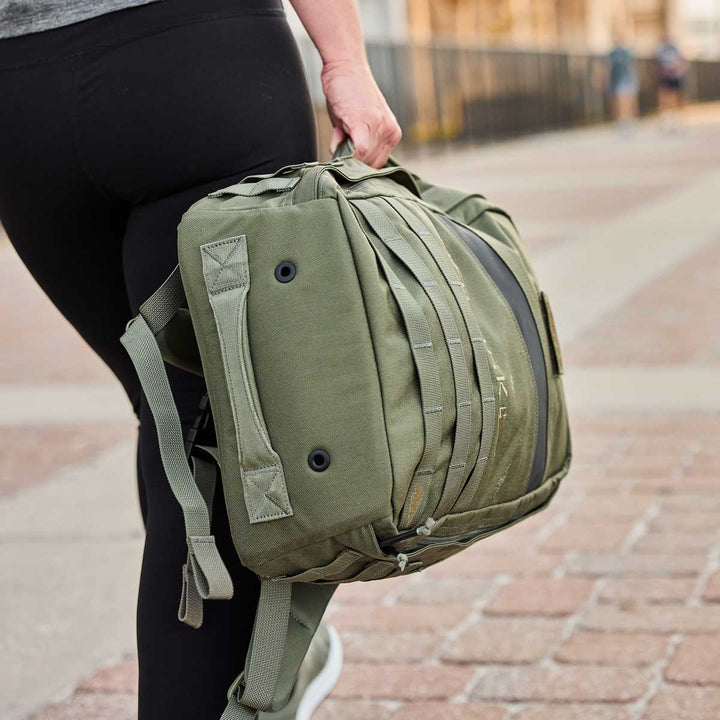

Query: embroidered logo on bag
[407,485,425,521]
[486,345,510,436]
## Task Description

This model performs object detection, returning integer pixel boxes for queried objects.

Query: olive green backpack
[121,144,571,719]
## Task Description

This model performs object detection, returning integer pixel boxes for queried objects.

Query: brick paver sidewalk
[33,412,720,720]
[5,105,720,720]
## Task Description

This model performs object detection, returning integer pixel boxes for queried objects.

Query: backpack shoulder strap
[222,581,337,719]
[121,267,234,627]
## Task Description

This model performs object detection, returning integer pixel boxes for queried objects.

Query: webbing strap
[208,177,299,198]
[121,280,233,628]
[363,232,444,527]
[179,455,222,629]
[139,265,185,335]
[353,199,474,522]
[387,198,498,516]
[201,235,292,524]
[121,315,214,539]
[222,580,293,720]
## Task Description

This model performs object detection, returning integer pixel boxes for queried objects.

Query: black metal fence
[298,38,720,146]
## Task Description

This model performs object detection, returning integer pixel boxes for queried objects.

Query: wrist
[321,55,370,76]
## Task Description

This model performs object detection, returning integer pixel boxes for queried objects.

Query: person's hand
[321,59,402,168]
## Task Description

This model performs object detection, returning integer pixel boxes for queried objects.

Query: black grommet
[308,449,330,472]
[274,261,296,283]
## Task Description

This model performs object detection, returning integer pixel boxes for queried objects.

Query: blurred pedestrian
[607,33,639,136]
[0,0,400,718]
[656,37,687,132]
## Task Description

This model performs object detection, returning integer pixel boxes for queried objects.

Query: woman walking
[0,1,400,717]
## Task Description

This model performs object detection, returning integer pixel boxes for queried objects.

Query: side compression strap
[120,267,233,628]
[386,198,497,517]
[363,230,444,528]
[353,199,474,524]
[221,580,292,719]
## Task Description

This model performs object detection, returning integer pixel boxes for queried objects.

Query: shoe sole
[296,625,343,720]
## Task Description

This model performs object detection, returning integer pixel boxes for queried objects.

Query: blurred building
[350,0,719,58]
[286,0,720,148]
[386,0,682,53]
[289,1,718,62]
[681,0,720,57]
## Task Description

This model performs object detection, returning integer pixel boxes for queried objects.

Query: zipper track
[415,520,511,547]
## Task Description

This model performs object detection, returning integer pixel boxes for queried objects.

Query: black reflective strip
[439,215,548,493]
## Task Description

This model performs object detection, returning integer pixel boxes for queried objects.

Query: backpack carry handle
[200,236,294,525]
[331,135,355,160]
[331,133,402,171]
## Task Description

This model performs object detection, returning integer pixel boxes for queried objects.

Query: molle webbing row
[352,198,496,526]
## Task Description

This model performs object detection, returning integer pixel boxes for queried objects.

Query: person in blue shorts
[607,33,639,135]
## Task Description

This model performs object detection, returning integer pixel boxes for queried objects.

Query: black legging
[0,2,316,717]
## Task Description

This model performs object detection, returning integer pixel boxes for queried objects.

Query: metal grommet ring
[308,449,330,472]
[274,261,296,283]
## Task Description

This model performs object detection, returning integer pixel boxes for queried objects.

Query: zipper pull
[416,517,437,538]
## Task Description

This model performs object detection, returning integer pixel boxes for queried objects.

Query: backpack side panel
[178,197,395,574]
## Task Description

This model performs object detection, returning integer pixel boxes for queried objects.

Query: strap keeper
[178,561,204,629]
[179,536,234,629]
[187,535,234,601]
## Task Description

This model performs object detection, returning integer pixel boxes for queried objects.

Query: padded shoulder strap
[222,581,337,720]
[121,267,234,627]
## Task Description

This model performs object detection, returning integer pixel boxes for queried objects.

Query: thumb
[348,123,371,163]
[329,125,346,155]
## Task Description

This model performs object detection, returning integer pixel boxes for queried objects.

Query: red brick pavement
[33,412,720,719]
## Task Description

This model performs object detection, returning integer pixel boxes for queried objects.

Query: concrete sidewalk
[1,106,719,720]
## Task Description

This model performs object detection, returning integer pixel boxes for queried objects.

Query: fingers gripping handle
[331,136,355,160]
